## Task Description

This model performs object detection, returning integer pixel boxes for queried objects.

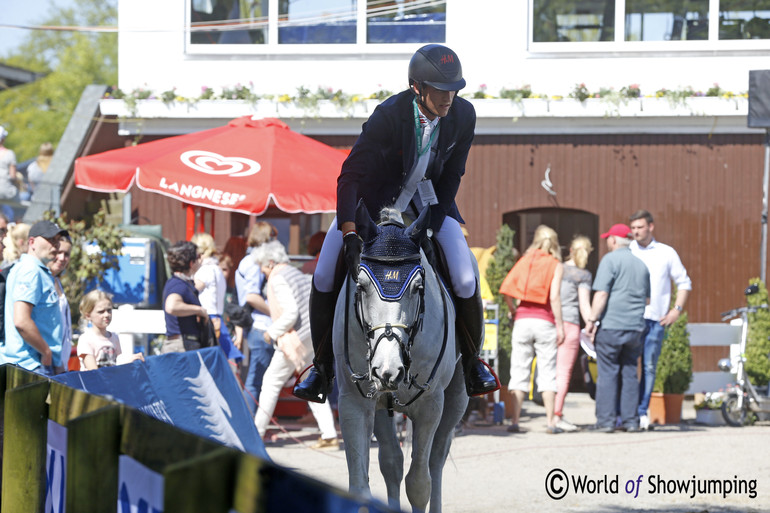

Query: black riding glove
[343,232,363,281]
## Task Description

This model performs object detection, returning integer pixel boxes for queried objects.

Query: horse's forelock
[379,206,404,226]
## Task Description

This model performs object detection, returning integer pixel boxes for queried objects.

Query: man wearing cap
[586,223,650,433]
[294,44,499,403]
[1,220,68,376]
[629,209,692,430]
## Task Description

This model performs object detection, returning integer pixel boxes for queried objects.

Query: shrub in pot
[649,302,692,424]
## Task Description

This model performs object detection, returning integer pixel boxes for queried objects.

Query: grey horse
[332,203,470,513]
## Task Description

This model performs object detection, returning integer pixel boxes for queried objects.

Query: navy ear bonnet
[361,223,423,299]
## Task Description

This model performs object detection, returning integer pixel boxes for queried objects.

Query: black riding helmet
[408,44,466,93]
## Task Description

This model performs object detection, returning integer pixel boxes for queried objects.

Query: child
[77,290,145,370]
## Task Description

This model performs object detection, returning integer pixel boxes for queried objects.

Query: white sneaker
[556,417,579,432]
[639,414,650,430]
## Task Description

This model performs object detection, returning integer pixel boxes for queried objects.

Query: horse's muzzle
[371,366,405,391]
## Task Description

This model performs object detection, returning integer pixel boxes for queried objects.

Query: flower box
[695,408,726,426]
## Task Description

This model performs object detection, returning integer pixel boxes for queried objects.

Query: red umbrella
[75,116,345,215]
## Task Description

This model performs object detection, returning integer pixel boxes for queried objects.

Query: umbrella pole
[186,204,195,241]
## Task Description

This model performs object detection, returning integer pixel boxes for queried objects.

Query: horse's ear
[405,206,431,245]
[355,199,378,242]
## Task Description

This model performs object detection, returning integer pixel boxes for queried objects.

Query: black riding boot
[293,281,337,403]
[456,285,501,396]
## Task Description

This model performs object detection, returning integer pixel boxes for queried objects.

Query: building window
[188,0,445,48]
[367,0,446,43]
[533,0,615,42]
[190,0,269,45]
[625,0,709,41]
[530,0,770,51]
[719,0,770,39]
[278,1,357,44]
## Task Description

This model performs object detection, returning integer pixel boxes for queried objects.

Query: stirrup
[293,364,330,403]
[466,358,500,397]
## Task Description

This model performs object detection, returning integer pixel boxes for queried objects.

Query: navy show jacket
[336,89,476,233]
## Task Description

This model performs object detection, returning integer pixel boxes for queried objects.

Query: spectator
[301,231,326,275]
[26,142,54,195]
[0,212,8,263]
[77,290,144,370]
[0,126,18,220]
[162,241,209,353]
[191,232,243,363]
[48,234,75,371]
[500,224,565,434]
[236,222,276,416]
[1,220,68,376]
[222,235,247,276]
[629,210,692,430]
[555,235,594,432]
[586,224,650,433]
[2,222,30,268]
[252,240,339,449]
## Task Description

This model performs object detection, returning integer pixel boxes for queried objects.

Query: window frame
[527,0,770,54]
[184,0,447,55]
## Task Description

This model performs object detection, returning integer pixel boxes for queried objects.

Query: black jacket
[336,89,476,233]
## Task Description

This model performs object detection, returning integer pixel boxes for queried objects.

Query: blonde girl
[77,290,144,370]
[554,236,594,432]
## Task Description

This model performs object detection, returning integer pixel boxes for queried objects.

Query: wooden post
[164,448,239,513]
[1,380,50,512]
[65,405,122,513]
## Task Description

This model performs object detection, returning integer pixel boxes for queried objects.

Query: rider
[293,44,500,403]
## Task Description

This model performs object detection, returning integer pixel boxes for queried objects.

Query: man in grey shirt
[586,224,650,433]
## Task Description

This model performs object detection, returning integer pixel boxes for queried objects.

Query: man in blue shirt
[2,220,68,376]
[586,224,650,433]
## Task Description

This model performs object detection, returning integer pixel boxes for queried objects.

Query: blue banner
[54,347,267,460]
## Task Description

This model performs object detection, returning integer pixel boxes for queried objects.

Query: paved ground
[262,393,769,513]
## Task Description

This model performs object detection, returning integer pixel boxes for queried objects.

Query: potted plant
[485,224,519,418]
[648,301,693,425]
[693,391,726,425]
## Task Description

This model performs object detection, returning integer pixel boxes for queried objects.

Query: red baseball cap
[600,223,631,239]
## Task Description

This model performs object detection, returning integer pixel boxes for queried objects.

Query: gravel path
[263,393,769,512]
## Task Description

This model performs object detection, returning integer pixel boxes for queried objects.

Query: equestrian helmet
[408,44,466,92]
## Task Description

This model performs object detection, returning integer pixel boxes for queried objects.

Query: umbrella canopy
[75,116,345,215]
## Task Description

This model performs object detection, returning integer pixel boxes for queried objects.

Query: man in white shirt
[629,210,692,430]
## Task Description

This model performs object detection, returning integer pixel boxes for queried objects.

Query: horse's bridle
[355,258,425,376]
[343,246,449,408]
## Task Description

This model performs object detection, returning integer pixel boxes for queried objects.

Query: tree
[484,224,519,385]
[46,208,123,328]
[0,0,117,161]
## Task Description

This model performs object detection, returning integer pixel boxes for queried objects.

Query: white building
[117,0,770,100]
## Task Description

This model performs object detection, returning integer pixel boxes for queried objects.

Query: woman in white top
[192,232,242,362]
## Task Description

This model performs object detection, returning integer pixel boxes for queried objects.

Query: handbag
[174,275,218,351]
[199,317,218,348]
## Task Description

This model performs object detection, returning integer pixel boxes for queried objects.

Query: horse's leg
[338,394,376,497]
[373,409,404,511]
[428,361,468,513]
[404,397,442,513]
